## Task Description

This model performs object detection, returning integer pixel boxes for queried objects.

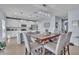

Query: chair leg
[25,48,31,55]
[67,45,70,55]
[25,48,27,55]
[42,47,45,55]
[60,50,63,55]
[64,47,66,55]
[29,53,31,55]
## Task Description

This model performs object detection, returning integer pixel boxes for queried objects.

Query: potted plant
[0,42,6,50]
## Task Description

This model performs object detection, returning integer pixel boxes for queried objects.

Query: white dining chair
[64,32,72,55]
[22,33,44,55]
[44,33,66,55]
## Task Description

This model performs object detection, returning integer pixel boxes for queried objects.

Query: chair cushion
[44,42,56,53]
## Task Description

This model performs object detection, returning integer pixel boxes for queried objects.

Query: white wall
[54,16,62,33]
[38,16,55,33]
[0,10,6,42]
[68,9,79,46]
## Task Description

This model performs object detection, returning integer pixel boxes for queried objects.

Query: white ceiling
[0,4,79,20]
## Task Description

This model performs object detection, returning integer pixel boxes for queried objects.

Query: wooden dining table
[29,32,60,44]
